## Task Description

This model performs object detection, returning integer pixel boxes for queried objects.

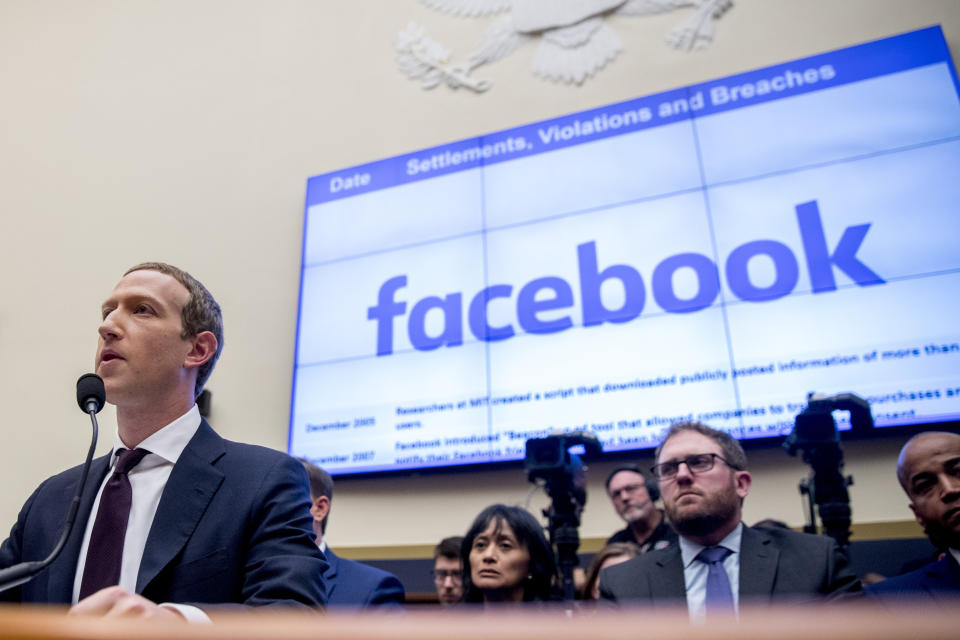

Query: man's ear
[735,470,752,499]
[909,502,926,529]
[310,495,331,524]
[184,331,217,369]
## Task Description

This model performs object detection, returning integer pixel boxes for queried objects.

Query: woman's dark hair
[581,542,641,600]
[460,504,557,603]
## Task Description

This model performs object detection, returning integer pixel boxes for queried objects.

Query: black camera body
[784,392,874,549]
[524,431,602,512]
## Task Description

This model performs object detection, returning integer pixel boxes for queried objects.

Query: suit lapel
[136,420,225,593]
[46,454,112,603]
[652,546,687,600]
[738,526,778,598]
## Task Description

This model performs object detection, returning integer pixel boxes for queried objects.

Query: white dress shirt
[72,405,207,622]
[679,522,743,623]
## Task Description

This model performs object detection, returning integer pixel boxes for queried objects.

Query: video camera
[524,431,603,602]
[784,392,873,549]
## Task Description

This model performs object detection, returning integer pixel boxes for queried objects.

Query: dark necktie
[79,448,150,599]
[697,545,734,615]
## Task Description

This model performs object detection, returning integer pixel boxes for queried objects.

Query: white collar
[109,404,201,467]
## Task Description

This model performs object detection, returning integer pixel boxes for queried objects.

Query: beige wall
[1,0,956,552]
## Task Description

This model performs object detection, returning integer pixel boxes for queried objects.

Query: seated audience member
[865,431,960,602]
[300,460,405,608]
[582,542,641,600]
[599,421,860,620]
[605,465,678,551]
[433,536,464,606]
[462,504,557,605]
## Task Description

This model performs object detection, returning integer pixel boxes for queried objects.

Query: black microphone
[77,373,106,414]
[0,374,104,594]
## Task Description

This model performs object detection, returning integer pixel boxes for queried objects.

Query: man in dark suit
[599,421,859,619]
[300,460,404,608]
[866,431,960,602]
[0,263,327,619]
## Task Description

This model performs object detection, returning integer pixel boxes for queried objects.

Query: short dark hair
[604,464,660,501]
[655,421,748,470]
[298,458,333,533]
[124,262,223,398]
[461,504,557,603]
[434,536,463,561]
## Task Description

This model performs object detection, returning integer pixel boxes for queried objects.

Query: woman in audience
[461,504,557,605]
[581,542,642,600]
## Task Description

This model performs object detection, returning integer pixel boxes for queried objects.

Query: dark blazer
[323,548,405,608]
[865,554,960,603]
[0,420,327,608]
[599,524,861,606]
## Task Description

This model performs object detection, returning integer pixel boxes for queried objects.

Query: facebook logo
[367,200,884,356]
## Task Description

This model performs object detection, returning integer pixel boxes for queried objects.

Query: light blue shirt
[679,522,743,623]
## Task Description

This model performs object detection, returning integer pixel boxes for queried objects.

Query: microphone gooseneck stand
[0,374,104,594]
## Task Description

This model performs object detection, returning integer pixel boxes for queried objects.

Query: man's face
[96,270,194,407]
[658,431,750,539]
[433,555,463,605]
[607,470,655,526]
[900,432,960,549]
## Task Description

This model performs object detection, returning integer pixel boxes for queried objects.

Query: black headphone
[605,464,659,502]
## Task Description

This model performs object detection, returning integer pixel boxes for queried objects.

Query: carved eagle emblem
[397,0,733,90]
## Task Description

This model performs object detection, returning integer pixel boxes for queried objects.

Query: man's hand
[68,586,186,621]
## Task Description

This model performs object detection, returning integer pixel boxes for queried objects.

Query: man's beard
[623,503,651,525]
[665,486,739,539]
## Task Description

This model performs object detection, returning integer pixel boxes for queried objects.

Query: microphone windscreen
[76,374,106,414]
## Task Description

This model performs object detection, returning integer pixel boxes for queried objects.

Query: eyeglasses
[432,569,463,584]
[651,453,740,480]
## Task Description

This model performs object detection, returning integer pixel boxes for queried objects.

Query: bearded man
[599,422,860,620]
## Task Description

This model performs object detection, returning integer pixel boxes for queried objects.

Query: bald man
[865,431,960,601]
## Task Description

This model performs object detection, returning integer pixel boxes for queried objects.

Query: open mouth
[100,350,124,365]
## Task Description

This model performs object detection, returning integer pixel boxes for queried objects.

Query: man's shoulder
[605,528,634,545]
[607,543,678,577]
[747,525,836,553]
[194,424,300,470]
[32,455,109,498]
[336,555,400,584]
[866,562,936,595]
[866,556,960,596]
[328,550,405,605]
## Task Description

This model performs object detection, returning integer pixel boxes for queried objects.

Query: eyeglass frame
[431,569,463,584]
[650,452,742,480]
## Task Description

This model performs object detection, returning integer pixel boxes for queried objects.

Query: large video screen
[290,26,960,475]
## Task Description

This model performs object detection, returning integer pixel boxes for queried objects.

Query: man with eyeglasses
[605,465,677,552]
[432,537,464,605]
[599,422,860,619]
